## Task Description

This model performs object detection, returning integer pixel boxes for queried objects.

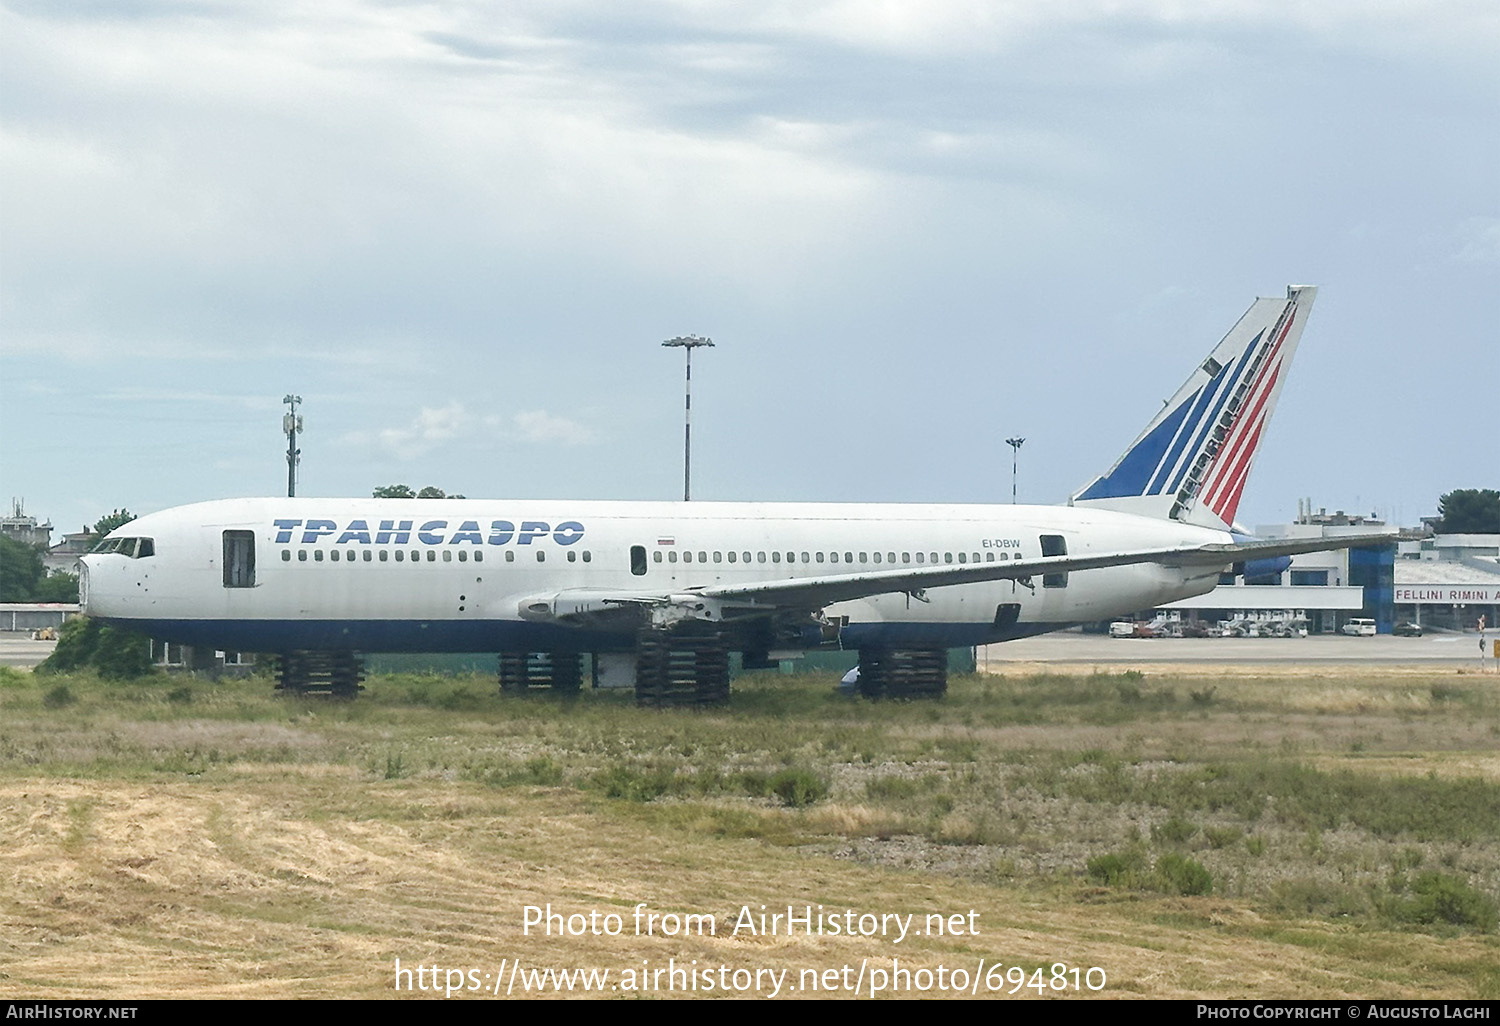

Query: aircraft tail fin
[1070,285,1317,531]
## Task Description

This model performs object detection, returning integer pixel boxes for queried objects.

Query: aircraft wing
[515,533,1396,626]
[694,533,1397,611]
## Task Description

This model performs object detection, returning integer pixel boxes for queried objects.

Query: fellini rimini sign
[1394,585,1500,604]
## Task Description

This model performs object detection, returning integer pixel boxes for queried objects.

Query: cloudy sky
[2,0,1495,539]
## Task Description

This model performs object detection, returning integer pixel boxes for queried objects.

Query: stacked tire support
[856,647,947,700]
[634,628,730,708]
[275,650,365,698]
[498,651,583,694]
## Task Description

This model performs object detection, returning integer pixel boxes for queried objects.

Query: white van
[1341,618,1377,637]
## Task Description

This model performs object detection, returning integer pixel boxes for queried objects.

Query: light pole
[1006,436,1025,504]
[283,395,303,497]
[662,335,714,501]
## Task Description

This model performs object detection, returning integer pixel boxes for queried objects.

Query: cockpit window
[91,536,155,558]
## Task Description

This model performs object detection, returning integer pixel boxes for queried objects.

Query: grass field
[1,660,1497,999]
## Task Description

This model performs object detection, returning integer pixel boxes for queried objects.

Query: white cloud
[374,401,470,460]
[512,410,596,446]
[1453,216,1500,265]
[343,403,595,461]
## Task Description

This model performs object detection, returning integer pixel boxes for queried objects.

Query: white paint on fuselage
[80,497,1228,650]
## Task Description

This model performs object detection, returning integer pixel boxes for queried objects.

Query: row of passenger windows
[275,547,1016,566]
[274,549,1014,564]
[651,549,1013,565]
[279,549,594,563]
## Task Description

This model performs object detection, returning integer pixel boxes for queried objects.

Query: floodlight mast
[661,335,714,501]
[1006,436,1025,504]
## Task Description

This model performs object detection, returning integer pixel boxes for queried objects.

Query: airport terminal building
[1392,533,1500,631]
[1153,511,1499,635]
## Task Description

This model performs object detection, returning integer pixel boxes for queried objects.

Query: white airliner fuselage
[80,497,1231,654]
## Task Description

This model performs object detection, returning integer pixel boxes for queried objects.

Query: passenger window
[957,552,966,563]
[698,551,706,562]
[567,551,577,562]
[427,551,436,562]
[873,552,882,564]
[727,551,736,563]
[536,551,545,562]
[816,552,824,563]
[669,551,679,563]
[771,552,780,563]
[443,550,452,562]
[282,550,291,562]
[222,530,255,588]
[683,551,692,563]
[379,550,388,562]
[829,552,837,563]
[458,550,467,562]
[298,550,308,562]
[506,551,515,562]
[583,551,591,562]
[652,551,662,563]
[916,553,925,564]
[742,551,750,563]
[314,549,324,562]
[475,551,483,562]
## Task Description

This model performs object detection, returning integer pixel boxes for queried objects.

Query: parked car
[1341,618,1378,637]
[1392,621,1424,637]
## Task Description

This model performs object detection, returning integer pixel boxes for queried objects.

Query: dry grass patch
[1,665,1497,999]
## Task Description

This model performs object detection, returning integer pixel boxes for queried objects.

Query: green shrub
[768,768,828,808]
[1204,826,1243,849]
[1152,816,1199,846]
[36,617,155,679]
[42,684,76,709]
[594,765,677,802]
[1086,849,1146,887]
[1379,872,1498,931]
[511,756,564,786]
[1271,878,1369,918]
[1154,852,1213,895]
